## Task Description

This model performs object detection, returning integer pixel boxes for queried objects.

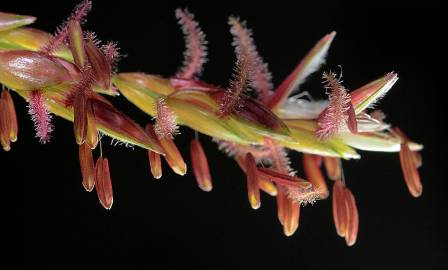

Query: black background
[2,0,447,269]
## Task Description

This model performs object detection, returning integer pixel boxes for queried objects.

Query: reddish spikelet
[41,0,92,54]
[268,32,336,109]
[245,153,261,209]
[218,55,252,117]
[350,72,398,113]
[175,9,207,80]
[0,51,72,91]
[84,32,113,89]
[28,90,53,143]
[154,99,178,139]
[91,98,164,155]
[190,139,213,192]
[228,17,272,103]
[0,12,35,31]
[68,19,87,68]
[316,72,355,140]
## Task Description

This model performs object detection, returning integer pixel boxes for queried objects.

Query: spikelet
[84,32,117,90]
[268,32,336,109]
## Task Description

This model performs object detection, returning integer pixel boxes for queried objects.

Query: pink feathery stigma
[28,90,53,143]
[218,55,253,117]
[316,72,356,140]
[229,17,273,104]
[154,99,178,139]
[41,0,92,54]
[66,0,92,25]
[85,31,100,47]
[175,9,207,80]
[101,42,120,71]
